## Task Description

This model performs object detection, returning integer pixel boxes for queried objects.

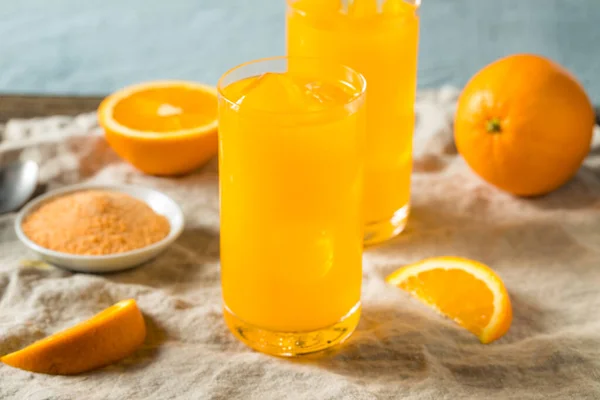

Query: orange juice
[217,57,366,356]
[287,0,420,245]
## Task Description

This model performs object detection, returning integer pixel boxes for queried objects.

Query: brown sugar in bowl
[22,190,170,256]
[15,184,184,273]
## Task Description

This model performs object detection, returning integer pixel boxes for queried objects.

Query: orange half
[98,80,218,176]
[386,256,512,343]
[1,299,146,375]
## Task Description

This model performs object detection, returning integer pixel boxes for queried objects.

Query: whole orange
[454,54,595,196]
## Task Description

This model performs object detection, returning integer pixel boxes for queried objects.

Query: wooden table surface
[0,95,103,123]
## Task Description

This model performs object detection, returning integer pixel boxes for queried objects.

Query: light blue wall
[1,0,599,101]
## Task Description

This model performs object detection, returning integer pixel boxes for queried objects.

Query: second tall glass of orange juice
[218,57,366,356]
[288,0,420,245]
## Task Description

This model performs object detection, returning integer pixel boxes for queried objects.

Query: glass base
[364,204,409,247]
[223,302,361,357]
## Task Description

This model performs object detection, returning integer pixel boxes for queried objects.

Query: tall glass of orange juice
[217,57,366,356]
[288,0,420,245]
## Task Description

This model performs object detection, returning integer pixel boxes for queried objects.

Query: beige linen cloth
[1,87,600,399]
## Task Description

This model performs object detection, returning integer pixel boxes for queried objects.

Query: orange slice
[98,80,218,176]
[1,299,146,375]
[386,256,512,343]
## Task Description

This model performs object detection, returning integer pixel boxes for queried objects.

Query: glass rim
[217,55,367,116]
[285,0,421,13]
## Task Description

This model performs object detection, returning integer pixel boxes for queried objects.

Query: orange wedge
[1,299,146,375]
[98,80,218,176]
[386,256,512,343]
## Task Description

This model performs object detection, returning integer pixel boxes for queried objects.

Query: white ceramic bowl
[15,184,184,273]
